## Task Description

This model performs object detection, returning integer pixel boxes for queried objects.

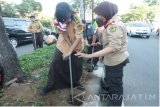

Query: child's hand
[75,52,91,58]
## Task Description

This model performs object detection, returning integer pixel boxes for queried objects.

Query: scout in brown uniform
[76,1,129,106]
[40,2,84,95]
[28,15,43,50]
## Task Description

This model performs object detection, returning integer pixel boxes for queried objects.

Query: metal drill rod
[69,55,74,103]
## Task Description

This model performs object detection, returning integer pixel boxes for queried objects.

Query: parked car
[151,20,160,36]
[3,17,30,31]
[3,17,53,47]
[6,27,54,47]
[126,21,151,38]
[6,27,32,48]
[156,28,160,36]
[3,17,32,47]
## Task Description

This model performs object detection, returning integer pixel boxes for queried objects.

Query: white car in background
[126,21,151,39]
[151,20,160,36]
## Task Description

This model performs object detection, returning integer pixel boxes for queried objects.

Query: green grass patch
[19,45,56,76]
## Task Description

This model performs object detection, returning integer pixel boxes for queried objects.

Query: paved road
[15,42,46,56]
[15,42,48,56]
[123,34,159,106]
[15,42,34,56]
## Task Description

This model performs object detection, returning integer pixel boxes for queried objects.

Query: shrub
[40,18,52,28]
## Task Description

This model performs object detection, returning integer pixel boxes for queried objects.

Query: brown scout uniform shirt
[99,16,129,66]
[28,20,43,33]
[56,15,84,54]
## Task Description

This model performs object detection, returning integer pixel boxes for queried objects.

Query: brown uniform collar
[104,19,115,29]
[104,15,120,29]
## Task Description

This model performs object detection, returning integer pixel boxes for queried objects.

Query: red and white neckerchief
[54,20,67,31]
[53,19,72,32]
[104,19,115,29]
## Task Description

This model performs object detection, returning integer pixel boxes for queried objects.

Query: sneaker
[39,86,54,96]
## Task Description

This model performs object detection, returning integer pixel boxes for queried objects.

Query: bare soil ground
[0,62,98,106]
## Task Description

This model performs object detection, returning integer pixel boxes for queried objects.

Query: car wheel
[10,38,18,48]
[146,35,150,39]
[128,32,132,37]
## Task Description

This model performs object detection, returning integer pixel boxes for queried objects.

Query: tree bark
[0,6,24,85]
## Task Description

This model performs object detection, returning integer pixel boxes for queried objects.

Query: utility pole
[80,0,85,20]
[83,0,85,20]
[92,0,94,23]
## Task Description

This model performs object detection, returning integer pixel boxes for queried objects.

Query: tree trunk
[0,6,24,86]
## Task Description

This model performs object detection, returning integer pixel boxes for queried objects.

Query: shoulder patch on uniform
[109,25,117,33]
[77,24,83,30]
[75,24,83,34]
[73,16,80,24]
